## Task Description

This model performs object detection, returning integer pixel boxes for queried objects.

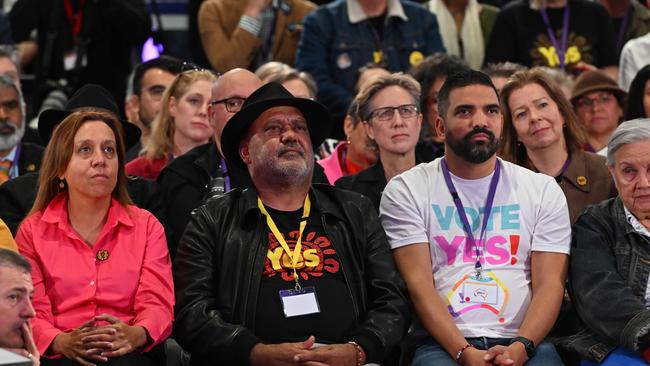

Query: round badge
[336,53,352,70]
[27,164,36,172]
[96,249,109,261]
[576,176,587,186]
[409,50,424,66]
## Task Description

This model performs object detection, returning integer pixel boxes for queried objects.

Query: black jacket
[158,142,332,256]
[173,184,410,366]
[17,142,44,175]
[0,172,167,236]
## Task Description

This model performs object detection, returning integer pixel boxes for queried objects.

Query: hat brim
[571,85,627,105]
[221,97,331,169]
[38,109,141,151]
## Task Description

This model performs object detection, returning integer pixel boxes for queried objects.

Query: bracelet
[455,343,474,362]
[348,341,364,366]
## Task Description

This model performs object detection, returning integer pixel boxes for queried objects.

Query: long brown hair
[499,68,586,164]
[31,109,132,214]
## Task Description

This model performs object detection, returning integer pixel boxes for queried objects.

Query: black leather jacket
[560,197,650,362]
[173,184,410,366]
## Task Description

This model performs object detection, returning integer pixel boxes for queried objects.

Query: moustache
[277,144,305,157]
[464,127,495,143]
[0,120,17,135]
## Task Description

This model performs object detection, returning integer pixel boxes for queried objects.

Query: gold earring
[346,135,351,144]
[59,178,65,189]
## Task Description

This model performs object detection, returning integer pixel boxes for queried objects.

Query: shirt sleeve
[379,173,430,249]
[15,217,63,356]
[530,179,571,254]
[131,214,174,350]
[618,41,634,91]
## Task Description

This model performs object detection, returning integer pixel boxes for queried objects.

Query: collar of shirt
[41,193,135,238]
[624,205,650,238]
[346,0,408,24]
[1,144,19,179]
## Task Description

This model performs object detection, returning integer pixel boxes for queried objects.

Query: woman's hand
[52,320,107,366]
[88,314,148,358]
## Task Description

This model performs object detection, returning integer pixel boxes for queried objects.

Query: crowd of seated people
[3,1,650,366]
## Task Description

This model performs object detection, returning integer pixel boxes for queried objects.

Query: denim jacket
[295,0,444,133]
[561,197,650,362]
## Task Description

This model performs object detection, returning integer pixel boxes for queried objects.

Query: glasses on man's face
[366,104,419,122]
[209,97,246,113]
[576,92,616,110]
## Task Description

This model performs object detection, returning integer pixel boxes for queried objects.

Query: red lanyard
[63,0,86,38]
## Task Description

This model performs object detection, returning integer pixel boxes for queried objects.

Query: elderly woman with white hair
[567,118,650,366]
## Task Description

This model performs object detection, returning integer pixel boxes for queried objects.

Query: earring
[346,135,351,144]
[59,178,65,189]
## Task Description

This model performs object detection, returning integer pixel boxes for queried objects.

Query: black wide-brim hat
[38,84,141,150]
[221,82,331,169]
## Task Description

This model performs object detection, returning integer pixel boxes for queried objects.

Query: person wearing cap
[173,82,410,366]
[0,75,44,185]
[0,84,167,237]
[15,108,173,366]
[571,70,627,157]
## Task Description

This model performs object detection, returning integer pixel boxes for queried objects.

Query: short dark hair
[0,248,31,273]
[625,65,650,121]
[409,53,469,125]
[131,56,184,96]
[438,70,499,119]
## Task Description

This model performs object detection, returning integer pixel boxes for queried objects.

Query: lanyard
[616,7,631,52]
[63,0,86,38]
[258,195,311,290]
[540,4,570,70]
[220,157,231,192]
[440,158,501,278]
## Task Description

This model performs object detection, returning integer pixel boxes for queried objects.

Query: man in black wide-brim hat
[173,82,410,366]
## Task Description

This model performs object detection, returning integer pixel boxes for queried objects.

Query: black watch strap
[509,336,536,358]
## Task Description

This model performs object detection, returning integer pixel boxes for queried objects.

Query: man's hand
[459,347,491,366]
[293,342,360,366]
[52,320,106,366]
[3,323,41,365]
[483,343,528,366]
[88,314,147,358]
[250,336,316,366]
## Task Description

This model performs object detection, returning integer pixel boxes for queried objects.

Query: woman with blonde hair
[16,110,173,365]
[499,68,615,223]
[126,69,218,179]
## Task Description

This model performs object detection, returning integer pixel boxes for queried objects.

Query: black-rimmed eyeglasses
[366,104,419,122]
[209,97,246,113]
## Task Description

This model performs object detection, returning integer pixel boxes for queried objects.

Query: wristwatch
[509,336,536,358]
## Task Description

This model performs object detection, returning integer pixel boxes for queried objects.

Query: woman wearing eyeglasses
[126,70,218,180]
[336,73,423,212]
[499,69,615,224]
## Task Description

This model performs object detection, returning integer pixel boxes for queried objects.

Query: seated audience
[317,100,378,184]
[427,0,499,69]
[571,70,627,156]
[198,0,316,72]
[173,82,410,365]
[296,0,445,138]
[538,66,575,99]
[619,32,650,91]
[254,61,292,82]
[0,248,39,365]
[410,53,470,160]
[485,0,618,79]
[381,70,571,365]
[0,75,43,184]
[568,119,650,366]
[16,110,173,365]
[264,67,318,99]
[124,56,184,161]
[126,69,218,180]
[624,65,650,121]
[0,219,16,251]
[483,61,527,92]
[336,73,424,211]
[500,68,615,223]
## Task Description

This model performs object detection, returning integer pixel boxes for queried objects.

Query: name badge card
[462,279,499,305]
[279,287,320,317]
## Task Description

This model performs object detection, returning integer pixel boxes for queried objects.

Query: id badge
[279,286,320,317]
[462,277,499,305]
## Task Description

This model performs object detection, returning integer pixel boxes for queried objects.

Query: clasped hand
[52,314,147,366]
[250,335,362,366]
[460,343,529,366]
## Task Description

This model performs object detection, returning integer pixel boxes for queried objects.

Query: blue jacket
[295,0,444,136]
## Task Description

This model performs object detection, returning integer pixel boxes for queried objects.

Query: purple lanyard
[559,156,571,176]
[441,158,501,278]
[540,4,570,71]
[220,157,231,192]
[616,8,631,52]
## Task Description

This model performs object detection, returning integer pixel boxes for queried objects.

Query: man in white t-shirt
[380,69,571,366]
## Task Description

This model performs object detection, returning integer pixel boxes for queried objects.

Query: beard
[0,119,25,151]
[254,141,314,182]
[446,127,499,164]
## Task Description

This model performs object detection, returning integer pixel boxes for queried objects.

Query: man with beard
[0,75,43,184]
[380,70,571,365]
[173,82,410,365]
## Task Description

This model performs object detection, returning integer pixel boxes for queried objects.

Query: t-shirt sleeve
[530,179,571,254]
[379,173,429,249]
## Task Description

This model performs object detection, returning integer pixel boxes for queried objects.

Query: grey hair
[607,118,650,166]
[0,248,31,273]
[0,74,26,117]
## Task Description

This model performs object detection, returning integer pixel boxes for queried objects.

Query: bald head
[209,69,262,154]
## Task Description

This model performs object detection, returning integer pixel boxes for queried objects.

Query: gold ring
[27,353,33,358]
